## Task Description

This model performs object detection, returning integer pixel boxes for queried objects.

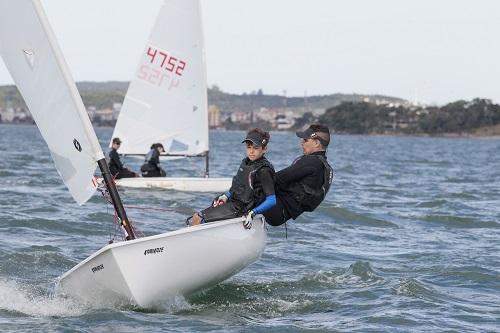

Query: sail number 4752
[146,46,186,76]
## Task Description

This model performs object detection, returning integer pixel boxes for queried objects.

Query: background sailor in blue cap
[190,128,276,229]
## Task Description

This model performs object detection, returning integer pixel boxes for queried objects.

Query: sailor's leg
[263,198,290,226]
[191,213,203,225]
[199,202,241,223]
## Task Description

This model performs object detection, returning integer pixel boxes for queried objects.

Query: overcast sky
[1,0,500,104]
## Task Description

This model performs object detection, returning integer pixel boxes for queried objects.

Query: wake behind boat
[0,0,265,308]
[110,0,231,191]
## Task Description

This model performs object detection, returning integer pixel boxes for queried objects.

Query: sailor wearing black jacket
[108,137,137,179]
[264,124,333,226]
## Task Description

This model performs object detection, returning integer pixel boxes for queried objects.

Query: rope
[96,179,142,242]
[123,204,195,215]
[96,176,199,240]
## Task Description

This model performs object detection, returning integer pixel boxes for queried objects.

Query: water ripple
[0,126,499,332]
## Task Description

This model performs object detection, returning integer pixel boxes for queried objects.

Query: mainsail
[0,0,104,205]
[111,0,208,156]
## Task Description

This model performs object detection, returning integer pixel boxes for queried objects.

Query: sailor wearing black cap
[141,143,167,177]
[263,124,333,226]
[108,137,138,179]
[191,128,276,229]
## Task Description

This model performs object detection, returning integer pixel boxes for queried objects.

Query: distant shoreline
[2,123,499,139]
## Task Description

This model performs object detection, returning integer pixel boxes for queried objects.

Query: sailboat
[0,0,266,308]
[110,0,231,192]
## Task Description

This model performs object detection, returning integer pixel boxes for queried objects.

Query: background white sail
[0,0,104,205]
[111,0,208,156]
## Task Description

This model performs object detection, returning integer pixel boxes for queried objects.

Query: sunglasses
[302,136,328,146]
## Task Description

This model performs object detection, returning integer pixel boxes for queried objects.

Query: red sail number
[146,47,186,77]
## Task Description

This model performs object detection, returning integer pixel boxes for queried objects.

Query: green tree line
[319,98,500,134]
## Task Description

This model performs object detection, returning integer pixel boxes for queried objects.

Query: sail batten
[111,0,209,156]
[0,0,104,205]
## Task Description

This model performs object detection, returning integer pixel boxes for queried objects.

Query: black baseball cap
[242,131,268,147]
[296,126,330,146]
[112,137,122,144]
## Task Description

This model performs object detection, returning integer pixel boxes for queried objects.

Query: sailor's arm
[252,168,276,214]
[276,157,315,186]
[110,150,124,169]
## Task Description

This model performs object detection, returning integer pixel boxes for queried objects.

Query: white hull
[115,177,232,192]
[57,216,266,308]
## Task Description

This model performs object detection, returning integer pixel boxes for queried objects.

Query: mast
[205,151,209,178]
[97,159,135,240]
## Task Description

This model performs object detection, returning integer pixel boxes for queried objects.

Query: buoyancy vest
[288,155,333,212]
[144,149,157,164]
[141,149,159,172]
[230,157,275,213]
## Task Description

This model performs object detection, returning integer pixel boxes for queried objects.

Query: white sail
[111,0,208,156]
[0,0,104,205]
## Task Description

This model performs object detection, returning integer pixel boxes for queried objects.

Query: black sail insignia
[73,138,82,152]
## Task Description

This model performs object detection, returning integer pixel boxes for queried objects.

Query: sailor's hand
[243,210,255,229]
[212,193,228,207]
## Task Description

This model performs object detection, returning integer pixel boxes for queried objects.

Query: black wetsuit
[264,151,330,226]
[109,148,136,179]
[141,149,166,177]
[200,156,275,223]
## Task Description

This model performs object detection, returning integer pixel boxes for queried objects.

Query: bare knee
[191,213,202,225]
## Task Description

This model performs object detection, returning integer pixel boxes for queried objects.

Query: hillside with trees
[0,81,404,114]
[319,98,500,135]
[2,82,500,136]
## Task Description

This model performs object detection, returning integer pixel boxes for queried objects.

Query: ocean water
[0,124,499,332]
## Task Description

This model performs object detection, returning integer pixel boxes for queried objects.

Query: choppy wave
[187,280,322,319]
[298,262,384,288]
[435,266,500,290]
[393,278,440,301]
[1,126,499,332]
[186,262,383,319]
[0,278,88,317]
[420,214,499,228]
[0,245,74,278]
[320,206,397,228]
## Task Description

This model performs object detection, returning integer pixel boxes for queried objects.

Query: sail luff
[198,0,209,155]
[0,0,103,204]
[31,0,104,162]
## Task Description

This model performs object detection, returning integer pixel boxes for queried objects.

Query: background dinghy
[110,0,231,191]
